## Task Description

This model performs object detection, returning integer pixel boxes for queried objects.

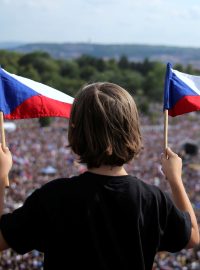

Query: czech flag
[0,68,74,119]
[164,63,200,117]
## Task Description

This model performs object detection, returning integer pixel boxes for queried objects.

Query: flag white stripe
[172,68,200,96]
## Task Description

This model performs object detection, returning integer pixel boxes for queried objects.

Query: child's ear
[106,145,113,156]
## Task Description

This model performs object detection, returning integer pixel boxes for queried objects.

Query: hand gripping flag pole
[0,112,9,187]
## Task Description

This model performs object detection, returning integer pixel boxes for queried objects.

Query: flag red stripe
[4,95,72,119]
[169,96,200,117]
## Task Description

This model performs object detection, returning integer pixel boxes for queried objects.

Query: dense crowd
[0,113,200,270]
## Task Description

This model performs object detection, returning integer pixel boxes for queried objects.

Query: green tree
[118,55,129,69]
[143,62,165,101]
[0,50,21,73]
[64,78,85,96]
[59,60,79,79]
[173,63,184,72]
[185,64,194,74]
[106,58,118,72]
[18,65,41,81]
[130,58,153,75]
[95,59,106,72]
[80,65,97,81]
[19,51,59,75]
[76,55,96,67]
[119,70,144,95]
[18,51,50,65]
[92,69,121,84]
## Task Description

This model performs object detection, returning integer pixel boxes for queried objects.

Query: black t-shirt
[0,172,191,270]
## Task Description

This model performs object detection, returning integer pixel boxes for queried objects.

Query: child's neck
[88,165,128,176]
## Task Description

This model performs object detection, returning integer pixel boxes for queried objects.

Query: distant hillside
[0,42,25,49]
[3,42,200,68]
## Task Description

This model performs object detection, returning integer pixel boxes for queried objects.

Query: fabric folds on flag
[0,68,74,119]
[164,63,200,117]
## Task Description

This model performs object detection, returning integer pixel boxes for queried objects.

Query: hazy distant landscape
[1,42,200,68]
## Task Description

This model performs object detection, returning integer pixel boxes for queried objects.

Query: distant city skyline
[1,0,200,48]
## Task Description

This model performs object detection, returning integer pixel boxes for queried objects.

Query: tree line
[1,50,199,114]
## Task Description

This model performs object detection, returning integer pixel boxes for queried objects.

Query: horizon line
[1,41,200,50]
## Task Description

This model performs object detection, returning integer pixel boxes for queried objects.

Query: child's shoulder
[37,175,81,196]
[124,175,168,203]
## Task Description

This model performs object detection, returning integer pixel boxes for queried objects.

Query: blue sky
[1,0,200,47]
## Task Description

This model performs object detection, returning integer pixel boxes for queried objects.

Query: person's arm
[161,147,199,248]
[0,144,12,251]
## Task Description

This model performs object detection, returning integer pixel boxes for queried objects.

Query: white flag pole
[164,109,168,157]
[0,112,9,187]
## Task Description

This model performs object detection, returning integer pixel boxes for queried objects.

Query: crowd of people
[0,113,200,270]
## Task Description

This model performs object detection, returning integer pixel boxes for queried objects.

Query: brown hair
[68,82,142,168]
